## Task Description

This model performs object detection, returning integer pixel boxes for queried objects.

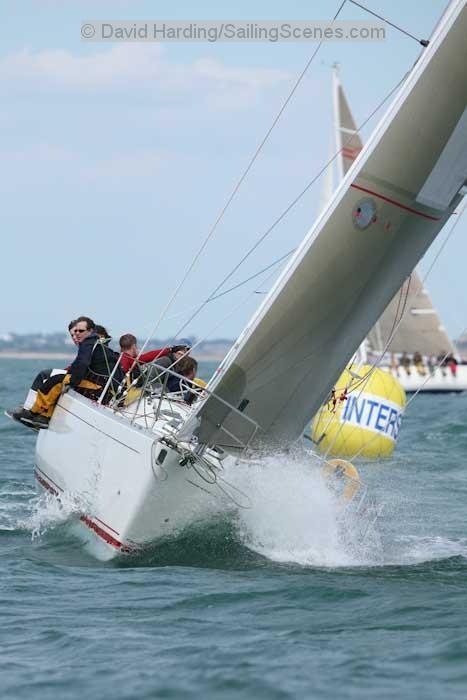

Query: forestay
[181,1,467,451]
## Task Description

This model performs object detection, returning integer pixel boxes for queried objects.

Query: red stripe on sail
[351,184,440,221]
[342,147,361,159]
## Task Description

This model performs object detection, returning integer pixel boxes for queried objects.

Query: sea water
[1,359,467,699]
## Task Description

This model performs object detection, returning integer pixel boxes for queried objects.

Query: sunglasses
[72,329,88,334]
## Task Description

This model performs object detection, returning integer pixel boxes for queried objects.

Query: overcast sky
[2,0,463,345]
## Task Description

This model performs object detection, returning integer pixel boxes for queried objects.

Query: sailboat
[333,65,467,393]
[34,0,467,560]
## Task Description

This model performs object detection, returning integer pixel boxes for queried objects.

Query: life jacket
[86,338,124,391]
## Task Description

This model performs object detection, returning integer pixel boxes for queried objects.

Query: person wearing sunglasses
[9,317,123,430]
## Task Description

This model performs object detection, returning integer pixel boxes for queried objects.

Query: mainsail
[182,1,467,450]
[333,67,457,358]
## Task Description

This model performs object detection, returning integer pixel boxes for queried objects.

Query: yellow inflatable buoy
[312,364,406,459]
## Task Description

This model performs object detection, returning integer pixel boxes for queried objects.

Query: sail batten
[182,1,467,450]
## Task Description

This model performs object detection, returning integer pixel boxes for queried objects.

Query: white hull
[385,364,467,393]
[35,391,228,561]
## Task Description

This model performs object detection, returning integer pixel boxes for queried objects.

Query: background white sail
[334,67,457,359]
[183,1,467,450]
[366,276,456,356]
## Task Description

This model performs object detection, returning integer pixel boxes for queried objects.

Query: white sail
[319,132,335,214]
[366,275,456,356]
[333,65,363,180]
[181,0,467,450]
[333,68,457,359]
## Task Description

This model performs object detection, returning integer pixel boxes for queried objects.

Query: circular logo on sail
[352,197,377,230]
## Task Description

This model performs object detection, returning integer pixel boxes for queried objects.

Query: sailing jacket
[69,333,123,389]
[120,347,171,374]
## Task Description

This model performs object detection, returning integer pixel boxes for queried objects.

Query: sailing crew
[95,325,112,342]
[438,351,448,376]
[400,352,411,375]
[427,355,436,375]
[146,341,193,386]
[390,353,399,376]
[9,317,123,430]
[446,353,458,377]
[413,352,426,376]
[118,334,172,376]
[167,356,199,404]
[8,318,79,429]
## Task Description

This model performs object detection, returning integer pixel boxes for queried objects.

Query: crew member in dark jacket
[69,327,122,397]
[150,341,192,388]
[10,317,122,430]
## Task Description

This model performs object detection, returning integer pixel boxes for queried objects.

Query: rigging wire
[311,278,411,450]
[243,194,465,462]
[321,198,467,459]
[327,199,467,463]
[109,260,286,409]
[348,0,430,46]
[319,278,412,459]
[168,72,410,342]
[133,248,295,327]
[162,248,296,323]
[135,0,348,358]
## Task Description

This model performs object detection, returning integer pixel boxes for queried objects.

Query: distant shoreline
[0,352,75,360]
[0,351,223,362]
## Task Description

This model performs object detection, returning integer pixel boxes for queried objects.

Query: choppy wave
[1,448,466,571]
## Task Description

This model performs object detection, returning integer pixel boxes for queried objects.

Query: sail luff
[183,0,467,450]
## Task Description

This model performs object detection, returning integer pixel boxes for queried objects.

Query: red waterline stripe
[35,466,63,494]
[94,516,120,536]
[35,470,59,496]
[351,183,440,221]
[34,469,127,552]
[80,515,124,550]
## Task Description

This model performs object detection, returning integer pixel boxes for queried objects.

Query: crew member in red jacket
[119,334,173,375]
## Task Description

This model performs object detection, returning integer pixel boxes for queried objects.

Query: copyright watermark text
[81,20,386,43]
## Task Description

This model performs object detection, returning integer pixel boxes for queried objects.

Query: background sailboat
[333,66,467,393]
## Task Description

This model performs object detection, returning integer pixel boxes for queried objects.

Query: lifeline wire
[135,0,348,358]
